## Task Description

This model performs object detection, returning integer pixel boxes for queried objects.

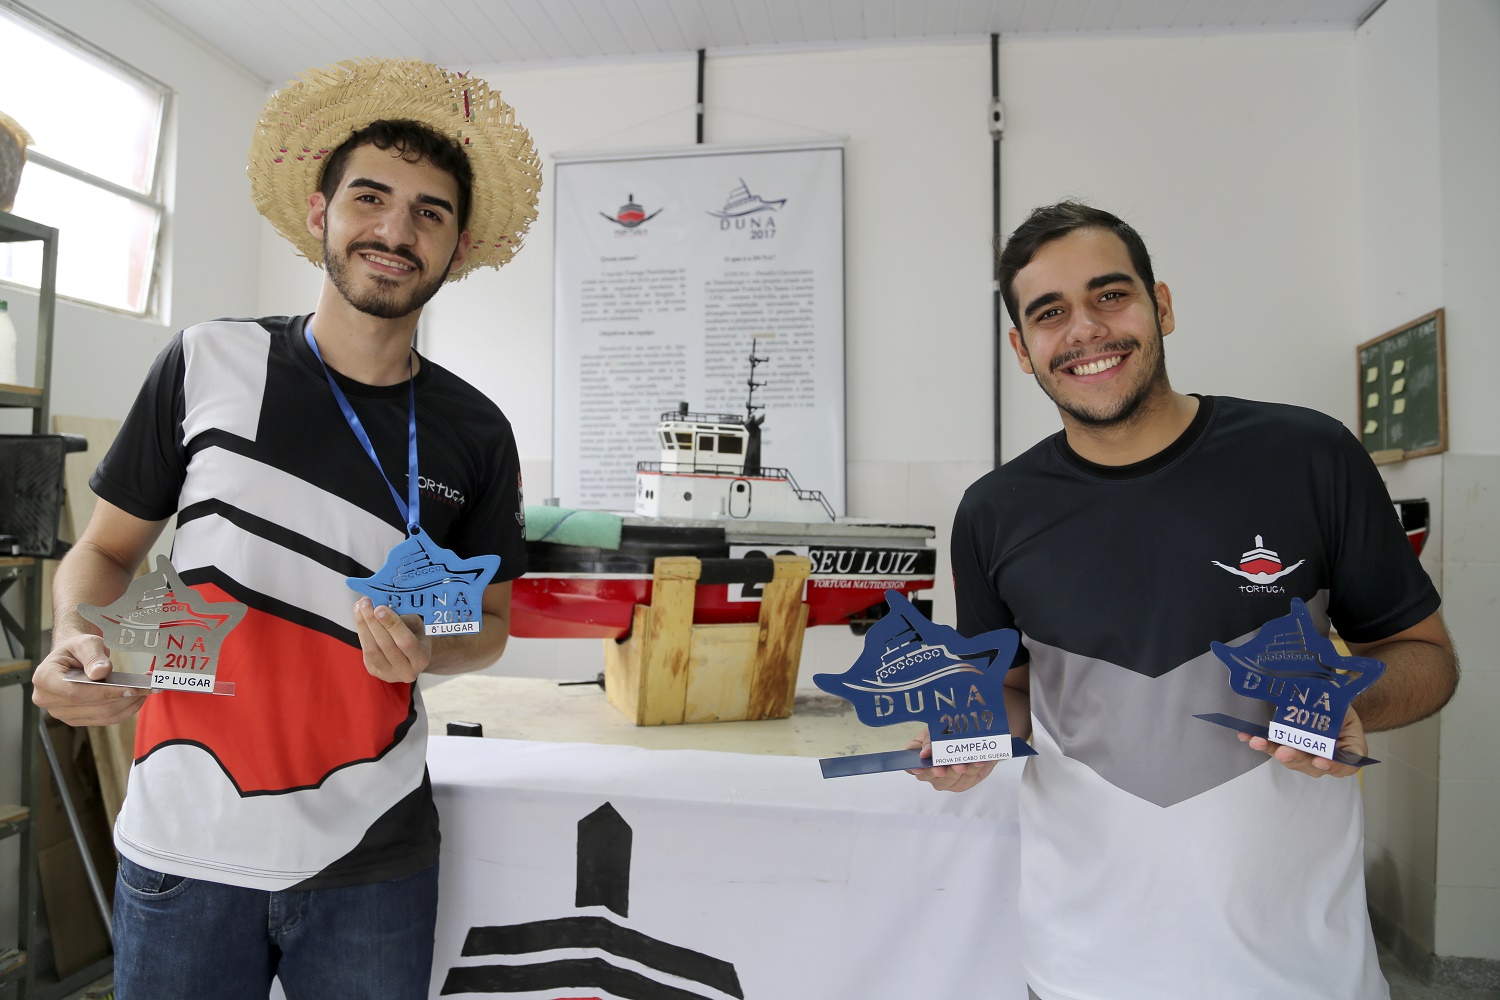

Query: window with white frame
[0,2,169,315]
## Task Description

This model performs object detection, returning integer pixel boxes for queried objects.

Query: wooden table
[419,673,925,759]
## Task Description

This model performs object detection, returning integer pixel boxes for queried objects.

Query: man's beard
[325,237,449,320]
[1031,324,1170,428]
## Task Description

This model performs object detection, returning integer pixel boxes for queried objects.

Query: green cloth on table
[523,505,623,550]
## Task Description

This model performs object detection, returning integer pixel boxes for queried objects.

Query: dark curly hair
[318,119,474,230]
[998,201,1156,329]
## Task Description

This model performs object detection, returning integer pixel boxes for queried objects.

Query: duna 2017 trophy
[66,555,245,696]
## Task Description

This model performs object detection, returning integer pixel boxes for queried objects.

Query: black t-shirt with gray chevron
[953,395,1437,1000]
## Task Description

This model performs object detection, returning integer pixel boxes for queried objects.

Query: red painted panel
[134,583,410,792]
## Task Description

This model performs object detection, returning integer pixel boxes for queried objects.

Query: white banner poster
[426,737,1026,999]
[553,143,846,514]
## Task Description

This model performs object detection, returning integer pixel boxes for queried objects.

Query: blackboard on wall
[1357,308,1446,465]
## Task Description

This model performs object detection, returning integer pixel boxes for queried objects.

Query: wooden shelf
[0,659,32,691]
[1,208,63,1000]
[0,950,27,988]
[0,803,29,841]
[0,383,44,409]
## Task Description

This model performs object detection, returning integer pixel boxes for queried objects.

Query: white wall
[0,0,268,952]
[1352,0,1500,967]
[4,0,267,421]
[999,31,1362,452]
[1352,0,1447,957]
[1430,0,1500,966]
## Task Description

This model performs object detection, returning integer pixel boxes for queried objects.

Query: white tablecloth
[427,736,1027,999]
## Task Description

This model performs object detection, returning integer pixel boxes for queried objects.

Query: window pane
[0,9,164,193]
[3,163,158,313]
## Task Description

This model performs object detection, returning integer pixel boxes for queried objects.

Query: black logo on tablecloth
[440,802,744,999]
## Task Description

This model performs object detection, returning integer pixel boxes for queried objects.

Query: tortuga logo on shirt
[1212,535,1305,594]
[419,475,465,508]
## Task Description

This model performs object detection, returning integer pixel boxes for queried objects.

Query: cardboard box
[35,717,115,979]
[37,840,109,978]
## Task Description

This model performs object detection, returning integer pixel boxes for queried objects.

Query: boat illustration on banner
[600,193,661,229]
[706,178,786,219]
[511,345,935,639]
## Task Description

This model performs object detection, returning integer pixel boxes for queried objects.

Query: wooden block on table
[603,554,813,727]
[682,623,759,724]
[747,555,812,721]
[638,556,698,726]
[603,605,650,724]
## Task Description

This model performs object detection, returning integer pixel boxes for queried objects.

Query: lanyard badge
[305,325,500,635]
[348,527,498,635]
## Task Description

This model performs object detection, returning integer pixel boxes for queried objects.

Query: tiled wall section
[1435,453,1500,959]
[1363,452,1445,951]
[1365,718,1442,952]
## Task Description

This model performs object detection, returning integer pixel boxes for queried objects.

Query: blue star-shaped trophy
[67,555,245,695]
[813,591,1034,778]
[346,527,500,635]
[1195,598,1384,767]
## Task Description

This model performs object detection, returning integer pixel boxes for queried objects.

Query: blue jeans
[112,855,439,1000]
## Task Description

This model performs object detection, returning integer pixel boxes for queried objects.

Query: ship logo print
[599,193,662,229]
[707,178,786,219]
[80,555,246,650]
[1212,535,1306,584]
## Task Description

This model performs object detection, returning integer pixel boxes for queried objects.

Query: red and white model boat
[512,355,935,639]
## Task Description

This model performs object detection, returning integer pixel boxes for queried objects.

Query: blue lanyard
[304,324,420,533]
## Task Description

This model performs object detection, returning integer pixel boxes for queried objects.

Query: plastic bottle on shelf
[0,299,17,385]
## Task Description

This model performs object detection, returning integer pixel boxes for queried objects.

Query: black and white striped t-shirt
[95,314,526,890]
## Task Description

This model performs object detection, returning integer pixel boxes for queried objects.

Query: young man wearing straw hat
[909,202,1457,1000]
[32,60,539,998]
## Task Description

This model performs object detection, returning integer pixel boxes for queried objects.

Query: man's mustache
[1050,337,1140,374]
[346,241,424,273]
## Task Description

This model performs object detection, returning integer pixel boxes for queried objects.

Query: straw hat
[249,58,540,279]
[0,110,32,214]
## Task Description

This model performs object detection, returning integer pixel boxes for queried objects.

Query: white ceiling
[142,0,1385,86]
